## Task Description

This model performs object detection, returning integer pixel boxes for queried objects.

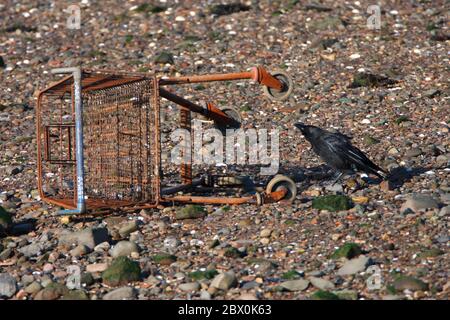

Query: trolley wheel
[255,192,264,206]
[262,71,294,101]
[266,175,297,202]
[215,107,242,132]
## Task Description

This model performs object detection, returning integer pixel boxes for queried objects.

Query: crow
[294,123,388,183]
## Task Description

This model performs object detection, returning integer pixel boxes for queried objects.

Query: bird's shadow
[387,166,429,188]
[278,164,429,189]
[7,218,37,236]
[278,164,334,188]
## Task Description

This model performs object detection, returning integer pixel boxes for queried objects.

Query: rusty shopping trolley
[36,66,297,215]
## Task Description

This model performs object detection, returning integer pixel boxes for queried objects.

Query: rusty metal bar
[159,66,283,90]
[160,70,255,85]
[180,107,192,184]
[159,88,236,126]
[163,195,256,205]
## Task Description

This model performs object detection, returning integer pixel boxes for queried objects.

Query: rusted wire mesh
[38,73,160,208]
[83,79,158,203]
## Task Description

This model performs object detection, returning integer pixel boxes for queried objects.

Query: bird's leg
[330,171,344,185]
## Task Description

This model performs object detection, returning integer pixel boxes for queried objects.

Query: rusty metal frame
[36,65,288,214]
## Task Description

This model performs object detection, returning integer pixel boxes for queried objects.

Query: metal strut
[51,67,87,215]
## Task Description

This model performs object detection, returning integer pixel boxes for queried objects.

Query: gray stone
[58,227,110,250]
[436,155,449,167]
[110,241,139,258]
[210,271,237,290]
[400,194,440,213]
[176,205,206,220]
[18,242,48,257]
[163,236,181,250]
[405,148,423,158]
[154,51,174,65]
[200,290,211,300]
[1,248,14,260]
[21,274,35,286]
[280,279,310,291]
[440,193,450,204]
[309,277,335,290]
[241,281,260,290]
[436,234,449,244]
[118,220,139,238]
[337,255,371,276]
[94,241,110,252]
[438,206,450,217]
[333,290,358,300]
[382,294,405,300]
[70,244,91,257]
[325,183,344,193]
[179,282,200,292]
[34,283,69,300]
[0,273,17,298]
[25,281,42,294]
[103,286,136,300]
[393,276,428,292]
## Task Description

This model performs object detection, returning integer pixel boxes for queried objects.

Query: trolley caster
[215,107,242,132]
[266,174,297,202]
[263,71,294,101]
[255,192,264,206]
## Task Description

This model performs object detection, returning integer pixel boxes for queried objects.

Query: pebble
[280,279,310,291]
[0,0,448,302]
[405,148,423,158]
[42,263,54,273]
[94,241,110,252]
[382,294,405,300]
[163,236,181,250]
[103,287,136,300]
[401,194,440,212]
[25,281,42,294]
[210,271,237,290]
[0,273,17,298]
[21,274,35,286]
[58,227,110,250]
[119,220,139,238]
[438,206,449,217]
[337,255,371,276]
[70,244,91,257]
[393,276,428,292]
[260,229,272,238]
[18,242,47,257]
[110,241,139,258]
[309,277,335,290]
[200,290,211,300]
[86,263,109,273]
[179,282,200,292]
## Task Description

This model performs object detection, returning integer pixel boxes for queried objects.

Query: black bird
[294,123,388,183]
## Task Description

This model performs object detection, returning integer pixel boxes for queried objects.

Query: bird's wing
[322,133,386,178]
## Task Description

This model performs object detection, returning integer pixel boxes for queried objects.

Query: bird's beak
[294,123,306,132]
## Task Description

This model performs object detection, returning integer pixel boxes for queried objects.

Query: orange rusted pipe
[159,66,283,90]
[159,70,256,85]
[159,88,236,126]
[163,195,256,205]
[265,187,288,203]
